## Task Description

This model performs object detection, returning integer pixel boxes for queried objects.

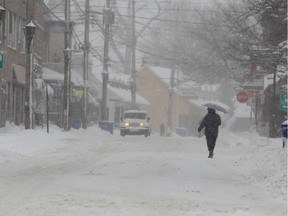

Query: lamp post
[24,20,36,129]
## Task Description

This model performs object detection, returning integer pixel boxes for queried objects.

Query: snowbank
[219,130,287,200]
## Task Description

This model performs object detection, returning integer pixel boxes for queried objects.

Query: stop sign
[237,91,249,103]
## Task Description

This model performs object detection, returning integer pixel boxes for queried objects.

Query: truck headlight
[140,122,144,127]
[124,122,129,127]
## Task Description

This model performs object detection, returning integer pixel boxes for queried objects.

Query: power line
[48,0,65,11]
[115,0,219,5]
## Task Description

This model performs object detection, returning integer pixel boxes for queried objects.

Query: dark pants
[206,135,218,153]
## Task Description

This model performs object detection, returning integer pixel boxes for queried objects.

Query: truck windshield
[124,113,146,119]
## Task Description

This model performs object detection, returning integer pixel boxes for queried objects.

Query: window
[7,10,17,49]
[17,16,21,43]
[0,20,3,43]
[20,18,26,52]
[5,10,8,42]
[124,112,146,119]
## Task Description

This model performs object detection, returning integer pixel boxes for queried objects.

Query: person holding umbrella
[198,107,222,158]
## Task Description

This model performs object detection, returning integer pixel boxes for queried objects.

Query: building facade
[137,65,208,135]
[0,0,48,127]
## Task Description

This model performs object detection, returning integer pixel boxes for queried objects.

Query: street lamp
[24,20,36,129]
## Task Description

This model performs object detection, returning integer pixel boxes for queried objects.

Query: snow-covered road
[0,126,286,216]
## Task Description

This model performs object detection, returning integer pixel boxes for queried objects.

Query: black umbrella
[202,102,229,113]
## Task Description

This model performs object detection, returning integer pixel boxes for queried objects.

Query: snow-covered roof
[107,85,150,106]
[108,71,131,82]
[93,70,150,106]
[144,65,198,93]
[42,67,98,96]
[242,78,264,89]
[263,70,287,90]
[147,66,172,86]
[43,67,64,81]
[180,81,199,89]
[42,67,87,85]
[200,84,220,92]
[145,65,220,95]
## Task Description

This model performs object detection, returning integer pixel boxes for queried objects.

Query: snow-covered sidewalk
[0,124,286,216]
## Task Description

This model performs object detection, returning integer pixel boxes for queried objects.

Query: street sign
[237,91,249,103]
[0,51,4,70]
[280,88,288,111]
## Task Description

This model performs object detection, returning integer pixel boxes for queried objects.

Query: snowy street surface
[0,125,287,216]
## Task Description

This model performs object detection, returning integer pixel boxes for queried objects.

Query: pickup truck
[120,110,151,137]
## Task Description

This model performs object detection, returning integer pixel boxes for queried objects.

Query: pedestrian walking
[198,108,222,158]
[281,120,287,148]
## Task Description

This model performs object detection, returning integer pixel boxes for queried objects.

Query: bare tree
[108,0,172,74]
[145,0,286,84]
[144,2,234,83]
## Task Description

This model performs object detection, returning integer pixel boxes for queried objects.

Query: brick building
[0,0,48,126]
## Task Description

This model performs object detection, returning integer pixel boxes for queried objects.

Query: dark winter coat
[198,108,221,137]
[281,120,287,138]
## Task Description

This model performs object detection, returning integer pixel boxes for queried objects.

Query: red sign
[237,91,249,103]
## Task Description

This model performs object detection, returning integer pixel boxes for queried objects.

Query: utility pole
[63,0,72,131]
[83,0,90,128]
[167,67,175,136]
[130,0,136,109]
[101,0,114,120]
[24,0,36,129]
[269,62,278,137]
[0,1,6,127]
[167,6,179,136]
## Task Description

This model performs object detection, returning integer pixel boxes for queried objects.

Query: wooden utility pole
[63,0,72,131]
[0,1,5,127]
[24,0,36,129]
[83,0,90,128]
[269,62,278,137]
[101,0,113,120]
[167,67,175,136]
[24,24,34,129]
[130,0,136,109]
[167,7,179,136]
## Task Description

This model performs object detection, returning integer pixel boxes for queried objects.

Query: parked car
[120,110,151,137]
